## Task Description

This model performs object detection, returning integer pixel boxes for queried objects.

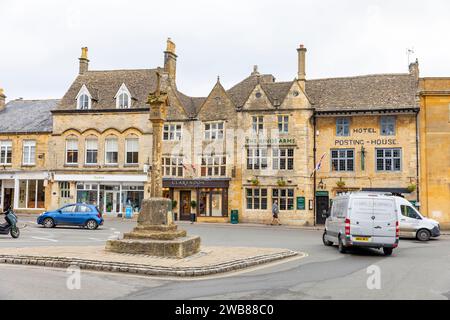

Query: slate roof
[0,99,59,133]
[305,74,418,112]
[57,69,160,110]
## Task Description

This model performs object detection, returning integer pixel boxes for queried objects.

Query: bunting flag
[311,153,326,177]
[191,164,196,173]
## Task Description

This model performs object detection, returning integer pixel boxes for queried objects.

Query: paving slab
[0,246,302,277]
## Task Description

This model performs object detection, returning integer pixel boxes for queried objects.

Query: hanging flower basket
[406,184,416,193]
[336,180,346,188]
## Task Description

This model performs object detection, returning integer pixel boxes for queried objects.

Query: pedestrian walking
[271,200,281,225]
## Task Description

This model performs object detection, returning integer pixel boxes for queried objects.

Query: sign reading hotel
[245,137,296,145]
[335,127,398,146]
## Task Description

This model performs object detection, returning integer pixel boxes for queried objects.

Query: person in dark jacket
[271,200,281,225]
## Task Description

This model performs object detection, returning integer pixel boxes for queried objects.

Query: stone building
[419,78,450,228]
[0,93,59,212]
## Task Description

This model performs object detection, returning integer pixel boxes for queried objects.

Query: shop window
[59,182,71,198]
[66,138,78,164]
[163,124,182,141]
[201,154,226,176]
[331,149,354,171]
[105,136,118,165]
[85,138,98,164]
[380,116,396,136]
[252,116,264,134]
[376,148,401,171]
[272,188,294,211]
[76,183,99,206]
[336,118,350,136]
[246,188,268,210]
[162,156,184,177]
[273,148,294,170]
[18,179,45,209]
[125,137,139,164]
[247,148,268,170]
[22,140,36,165]
[278,115,289,134]
[0,140,12,165]
[204,122,224,140]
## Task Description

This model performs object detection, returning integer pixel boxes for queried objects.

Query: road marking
[87,238,105,242]
[31,237,58,243]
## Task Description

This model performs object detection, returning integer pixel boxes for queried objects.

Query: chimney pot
[297,43,307,89]
[0,88,6,112]
[79,47,89,75]
[164,38,177,81]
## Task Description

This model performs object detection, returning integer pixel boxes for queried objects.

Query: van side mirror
[321,209,330,218]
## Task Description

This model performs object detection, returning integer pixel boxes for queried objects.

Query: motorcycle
[0,207,20,238]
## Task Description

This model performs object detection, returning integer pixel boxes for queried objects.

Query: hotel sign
[334,127,398,146]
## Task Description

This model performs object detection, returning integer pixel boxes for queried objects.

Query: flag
[311,153,326,177]
[191,164,196,173]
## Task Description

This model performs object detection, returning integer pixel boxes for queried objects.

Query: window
[78,94,90,110]
[204,122,224,140]
[400,205,421,219]
[252,116,264,134]
[246,188,268,210]
[105,137,118,165]
[247,148,268,170]
[278,115,289,133]
[331,149,354,171]
[61,204,77,213]
[117,92,130,109]
[380,116,396,136]
[18,179,45,209]
[77,205,92,213]
[85,138,98,164]
[22,140,36,165]
[59,182,71,198]
[272,188,294,211]
[273,148,294,170]
[125,137,139,164]
[162,156,183,177]
[201,154,226,176]
[336,118,350,136]
[66,138,78,164]
[0,140,12,165]
[163,124,182,141]
[376,148,401,171]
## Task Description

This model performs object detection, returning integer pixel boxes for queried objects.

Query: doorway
[104,191,119,215]
[179,191,191,221]
[315,195,329,225]
[3,188,14,211]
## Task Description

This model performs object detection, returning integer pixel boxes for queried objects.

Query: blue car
[37,203,104,230]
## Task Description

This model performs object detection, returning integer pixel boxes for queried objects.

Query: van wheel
[383,247,393,256]
[338,236,347,254]
[416,229,431,241]
[322,231,333,246]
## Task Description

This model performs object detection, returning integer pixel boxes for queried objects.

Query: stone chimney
[0,88,6,112]
[409,58,419,81]
[79,47,89,75]
[164,38,177,82]
[297,44,307,89]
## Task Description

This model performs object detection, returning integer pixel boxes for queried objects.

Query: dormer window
[76,85,92,110]
[115,83,131,109]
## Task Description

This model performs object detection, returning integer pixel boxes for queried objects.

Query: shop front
[163,178,230,222]
[54,174,146,216]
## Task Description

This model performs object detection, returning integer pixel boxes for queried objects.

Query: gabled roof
[57,69,160,110]
[305,73,418,112]
[0,99,59,133]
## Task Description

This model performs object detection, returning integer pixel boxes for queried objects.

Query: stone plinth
[106,198,201,258]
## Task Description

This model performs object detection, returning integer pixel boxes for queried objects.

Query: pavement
[1,215,450,299]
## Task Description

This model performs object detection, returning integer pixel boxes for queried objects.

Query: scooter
[0,207,20,238]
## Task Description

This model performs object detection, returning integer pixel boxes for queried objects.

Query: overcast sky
[1,0,450,101]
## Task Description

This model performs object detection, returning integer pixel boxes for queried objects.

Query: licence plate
[353,236,371,242]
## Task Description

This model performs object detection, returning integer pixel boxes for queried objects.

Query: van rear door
[350,198,374,237]
[372,198,397,241]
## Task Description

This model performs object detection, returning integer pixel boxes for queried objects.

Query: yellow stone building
[419,78,450,228]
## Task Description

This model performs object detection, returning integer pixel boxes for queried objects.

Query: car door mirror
[57,209,62,213]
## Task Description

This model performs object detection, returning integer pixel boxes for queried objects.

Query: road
[0,216,449,300]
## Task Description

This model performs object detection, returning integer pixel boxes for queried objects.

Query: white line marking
[87,238,105,242]
[31,237,58,243]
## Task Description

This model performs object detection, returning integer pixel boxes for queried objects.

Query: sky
[1,0,450,101]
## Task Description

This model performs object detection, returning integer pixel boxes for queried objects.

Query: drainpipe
[313,115,317,226]
[415,110,420,205]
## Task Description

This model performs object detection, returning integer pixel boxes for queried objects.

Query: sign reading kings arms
[245,137,296,146]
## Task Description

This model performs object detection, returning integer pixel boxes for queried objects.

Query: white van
[396,197,440,241]
[322,192,399,256]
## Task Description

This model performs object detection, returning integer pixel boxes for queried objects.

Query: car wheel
[416,229,431,241]
[338,235,347,254]
[86,220,98,230]
[10,227,20,239]
[383,247,393,256]
[322,231,333,246]
[43,218,55,228]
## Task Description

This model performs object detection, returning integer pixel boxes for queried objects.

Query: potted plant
[277,178,287,187]
[171,200,178,221]
[336,179,346,188]
[407,184,417,193]
[190,200,197,223]
[251,178,260,186]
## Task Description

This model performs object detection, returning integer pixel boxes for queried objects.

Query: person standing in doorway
[271,200,281,225]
